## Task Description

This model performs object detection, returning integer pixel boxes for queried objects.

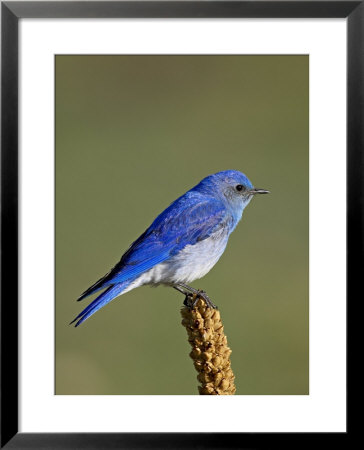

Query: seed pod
[219,379,229,391]
[212,356,221,367]
[190,348,201,359]
[181,296,236,395]
[198,384,216,395]
[201,351,212,361]
[214,371,223,386]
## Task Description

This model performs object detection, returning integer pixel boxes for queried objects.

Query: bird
[71,170,269,327]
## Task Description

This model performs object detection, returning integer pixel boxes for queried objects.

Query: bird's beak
[249,188,270,195]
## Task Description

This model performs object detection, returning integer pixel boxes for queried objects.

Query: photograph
[55,54,308,395]
[1,0,355,446]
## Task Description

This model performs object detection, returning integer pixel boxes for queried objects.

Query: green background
[56,55,308,395]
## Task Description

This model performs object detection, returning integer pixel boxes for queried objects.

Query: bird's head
[196,170,269,215]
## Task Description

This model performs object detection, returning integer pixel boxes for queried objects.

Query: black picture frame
[1,1,358,448]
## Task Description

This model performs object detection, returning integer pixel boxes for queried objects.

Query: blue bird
[71,170,269,326]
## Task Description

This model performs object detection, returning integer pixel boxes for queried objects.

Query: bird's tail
[70,281,131,327]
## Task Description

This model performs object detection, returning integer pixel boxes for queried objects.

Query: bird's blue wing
[78,192,227,300]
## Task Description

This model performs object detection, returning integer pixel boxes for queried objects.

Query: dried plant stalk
[181,296,236,395]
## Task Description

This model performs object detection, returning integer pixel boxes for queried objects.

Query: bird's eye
[236,184,244,191]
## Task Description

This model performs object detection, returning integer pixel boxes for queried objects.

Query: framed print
[1,1,358,448]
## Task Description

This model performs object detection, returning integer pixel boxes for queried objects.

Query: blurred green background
[56,55,308,395]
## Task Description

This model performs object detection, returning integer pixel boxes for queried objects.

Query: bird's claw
[197,290,218,309]
[183,294,194,307]
[184,290,218,309]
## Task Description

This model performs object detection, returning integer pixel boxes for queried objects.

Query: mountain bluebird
[71,170,269,326]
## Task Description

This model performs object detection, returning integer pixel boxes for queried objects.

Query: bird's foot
[196,290,218,309]
[183,290,218,309]
[175,283,218,309]
[183,294,194,307]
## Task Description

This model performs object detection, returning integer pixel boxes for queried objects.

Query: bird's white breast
[123,228,230,292]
